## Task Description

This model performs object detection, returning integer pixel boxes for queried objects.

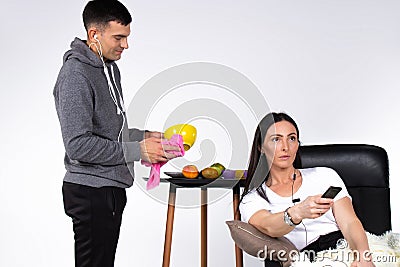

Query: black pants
[63,182,127,267]
[264,230,343,267]
[301,230,344,262]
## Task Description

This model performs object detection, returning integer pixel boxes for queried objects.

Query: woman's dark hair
[83,0,132,31]
[240,112,302,205]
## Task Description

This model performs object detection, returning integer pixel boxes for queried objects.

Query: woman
[239,112,374,267]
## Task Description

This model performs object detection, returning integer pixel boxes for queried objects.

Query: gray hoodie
[54,38,143,188]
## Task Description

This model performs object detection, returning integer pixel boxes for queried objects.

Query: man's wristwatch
[284,207,301,226]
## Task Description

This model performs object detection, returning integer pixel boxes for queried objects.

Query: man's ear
[87,28,98,42]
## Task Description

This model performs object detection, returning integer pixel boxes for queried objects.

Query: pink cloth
[141,134,185,190]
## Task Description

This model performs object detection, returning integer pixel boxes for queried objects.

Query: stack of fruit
[181,163,226,179]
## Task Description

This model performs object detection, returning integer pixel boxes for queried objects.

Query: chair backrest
[298,144,391,235]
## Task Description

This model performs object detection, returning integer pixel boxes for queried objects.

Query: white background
[1,0,399,266]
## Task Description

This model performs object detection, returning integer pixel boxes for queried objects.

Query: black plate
[163,172,215,187]
[167,178,214,187]
[164,172,188,178]
[143,176,245,188]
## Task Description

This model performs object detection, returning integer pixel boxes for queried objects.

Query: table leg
[162,185,177,267]
[233,183,243,267]
[201,188,207,267]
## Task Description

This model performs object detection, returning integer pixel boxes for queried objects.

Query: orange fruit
[182,165,199,178]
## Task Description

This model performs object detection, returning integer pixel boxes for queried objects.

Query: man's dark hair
[83,0,132,31]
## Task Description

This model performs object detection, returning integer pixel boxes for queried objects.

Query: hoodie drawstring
[89,38,126,141]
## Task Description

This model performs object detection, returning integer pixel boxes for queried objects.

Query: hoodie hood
[63,37,105,68]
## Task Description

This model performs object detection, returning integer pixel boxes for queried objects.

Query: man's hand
[139,136,180,163]
[144,131,164,139]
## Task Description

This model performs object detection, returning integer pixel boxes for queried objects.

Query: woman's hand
[290,195,334,221]
[350,257,375,267]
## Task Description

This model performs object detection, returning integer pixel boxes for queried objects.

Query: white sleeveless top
[239,167,351,250]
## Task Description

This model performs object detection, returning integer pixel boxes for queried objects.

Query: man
[53,1,179,266]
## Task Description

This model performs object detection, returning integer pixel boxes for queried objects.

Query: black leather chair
[299,144,391,235]
[231,144,392,267]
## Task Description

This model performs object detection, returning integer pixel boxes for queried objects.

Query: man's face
[96,21,130,61]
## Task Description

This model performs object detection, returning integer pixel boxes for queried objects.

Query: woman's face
[262,120,299,169]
